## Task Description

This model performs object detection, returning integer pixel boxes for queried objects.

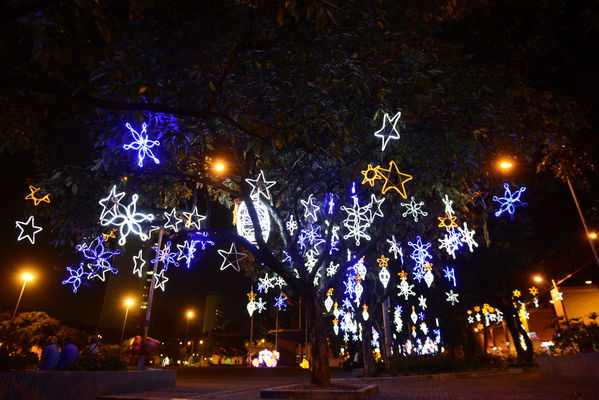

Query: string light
[246,170,276,201]
[154,268,169,291]
[493,183,527,218]
[401,196,428,222]
[132,249,146,277]
[218,242,247,272]
[123,122,160,167]
[102,193,154,246]
[236,197,271,244]
[376,160,413,198]
[24,185,50,206]
[15,216,43,244]
[373,111,401,151]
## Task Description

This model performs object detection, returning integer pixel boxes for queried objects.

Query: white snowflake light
[386,235,404,263]
[397,279,416,300]
[457,222,478,252]
[401,196,428,222]
[286,215,298,236]
[418,295,428,310]
[102,194,154,246]
[123,122,160,168]
[445,290,459,305]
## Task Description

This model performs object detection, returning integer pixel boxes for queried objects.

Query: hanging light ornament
[324,288,334,312]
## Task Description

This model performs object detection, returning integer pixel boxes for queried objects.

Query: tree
[1,0,597,385]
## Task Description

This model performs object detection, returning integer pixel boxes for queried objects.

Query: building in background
[203,292,224,333]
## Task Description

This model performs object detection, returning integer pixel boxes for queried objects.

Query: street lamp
[185,310,194,342]
[498,160,514,170]
[533,275,543,283]
[12,272,34,319]
[120,298,135,343]
[214,161,226,173]
[589,232,597,240]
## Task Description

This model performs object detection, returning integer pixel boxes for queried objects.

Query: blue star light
[76,236,121,281]
[123,122,160,167]
[493,183,527,218]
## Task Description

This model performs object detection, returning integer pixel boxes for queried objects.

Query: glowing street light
[185,310,194,343]
[12,272,35,319]
[533,275,543,284]
[214,161,226,173]
[498,159,514,171]
[120,298,135,343]
[589,232,597,240]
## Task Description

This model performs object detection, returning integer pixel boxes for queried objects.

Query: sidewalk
[100,369,599,400]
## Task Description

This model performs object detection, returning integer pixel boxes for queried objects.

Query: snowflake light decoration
[457,222,478,252]
[76,236,120,279]
[62,263,88,293]
[274,293,288,310]
[387,235,404,263]
[441,194,455,216]
[151,241,179,270]
[258,273,276,294]
[286,215,298,236]
[123,122,160,167]
[408,236,432,267]
[373,111,401,151]
[418,295,428,310]
[401,196,428,222]
[493,183,527,218]
[15,216,43,244]
[327,262,340,277]
[438,230,462,259]
[218,243,247,272]
[255,297,267,313]
[397,279,416,300]
[445,290,459,305]
[443,266,456,287]
[102,193,154,246]
[341,198,372,246]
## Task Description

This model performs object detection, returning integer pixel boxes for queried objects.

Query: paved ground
[102,366,599,400]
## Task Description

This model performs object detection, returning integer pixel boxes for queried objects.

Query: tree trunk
[305,295,331,386]
[360,322,377,377]
[503,308,533,363]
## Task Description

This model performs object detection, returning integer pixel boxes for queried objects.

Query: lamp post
[185,310,194,343]
[120,298,135,343]
[12,272,34,319]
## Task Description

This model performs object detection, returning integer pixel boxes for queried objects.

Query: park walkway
[99,367,599,400]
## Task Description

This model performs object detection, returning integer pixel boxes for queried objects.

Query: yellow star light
[529,287,539,296]
[25,185,51,206]
[423,262,433,271]
[102,229,117,241]
[513,289,521,298]
[377,254,390,267]
[473,306,480,312]
[327,288,334,296]
[437,213,458,229]
[361,164,382,187]
[247,290,256,301]
[398,270,408,280]
[376,160,413,198]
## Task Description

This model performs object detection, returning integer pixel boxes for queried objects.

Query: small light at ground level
[585,280,593,285]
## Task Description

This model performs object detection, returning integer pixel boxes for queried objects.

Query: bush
[73,348,126,371]
[0,348,39,371]
[552,313,599,354]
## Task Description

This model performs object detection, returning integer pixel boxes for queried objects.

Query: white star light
[163,208,183,232]
[182,207,206,230]
[15,216,43,244]
[102,193,154,246]
[457,222,478,252]
[246,170,276,201]
[176,240,197,268]
[300,194,320,222]
[386,235,404,263]
[373,111,401,151]
[445,290,459,305]
[218,242,247,272]
[132,249,146,277]
[99,185,126,224]
[401,196,428,222]
[367,194,385,222]
[154,268,169,291]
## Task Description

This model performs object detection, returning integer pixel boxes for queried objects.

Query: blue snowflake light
[274,293,288,310]
[443,266,457,287]
[62,263,88,293]
[76,236,121,281]
[151,241,180,270]
[123,122,160,167]
[493,183,527,218]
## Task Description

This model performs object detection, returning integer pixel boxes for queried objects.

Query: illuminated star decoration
[99,185,126,224]
[25,185,50,206]
[151,241,179,270]
[300,194,320,222]
[62,263,88,293]
[102,193,154,246]
[154,268,169,291]
[529,287,539,296]
[122,122,160,168]
[445,290,459,305]
[102,229,117,241]
[15,216,43,244]
[376,160,413,198]
[76,236,121,281]
[437,213,458,230]
[246,170,276,201]
[493,183,527,219]
[401,196,428,222]
[132,249,146,277]
[373,111,401,151]
[182,207,206,230]
[163,208,183,232]
[274,292,288,310]
[218,242,247,272]
[176,240,198,269]
[457,222,478,252]
[468,184,489,210]
[361,164,382,187]
[387,235,404,263]
[512,289,521,298]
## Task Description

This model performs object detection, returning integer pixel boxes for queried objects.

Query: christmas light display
[441,194,455,216]
[438,230,461,259]
[437,213,458,230]
[102,229,117,241]
[373,111,401,151]
[25,185,50,206]
[408,236,432,268]
[377,160,413,198]
[367,194,385,221]
[377,254,390,267]
[246,170,276,201]
[218,242,247,272]
[258,273,276,293]
[362,305,369,321]
[255,297,267,313]
[325,289,334,312]
[123,122,160,167]
[151,241,179,270]
[182,207,206,230]
[468,184,489,209]
[387,235,404,263]
[301,194,320,222]
[361,164,382,187]
[286,215,298,235]
[327,262,339,277]
[423,262,434,288]
[132,249,146,277]
[163,208,183,232]
[176,240,197,268]
[102,193,154,246]
[443,266,456,287]
[512,289,521,298]
[154,268,169,291]
[397,274,416,300]
[401,196,428,222]
[62,263,87,293]
[418,295,428,310]
[394,306,403,332]
[457,222,478,252]
[251,349,280,368]
[15,216,43,244]
[342,197,373,246]
[493,183,527,218]
[378,266,390,288]
[98,185,126,224]
[76,236,120,280]
[445,290,459,305]
[274,292,288,310]
[529,287,539,296]
[236,197,271,244]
